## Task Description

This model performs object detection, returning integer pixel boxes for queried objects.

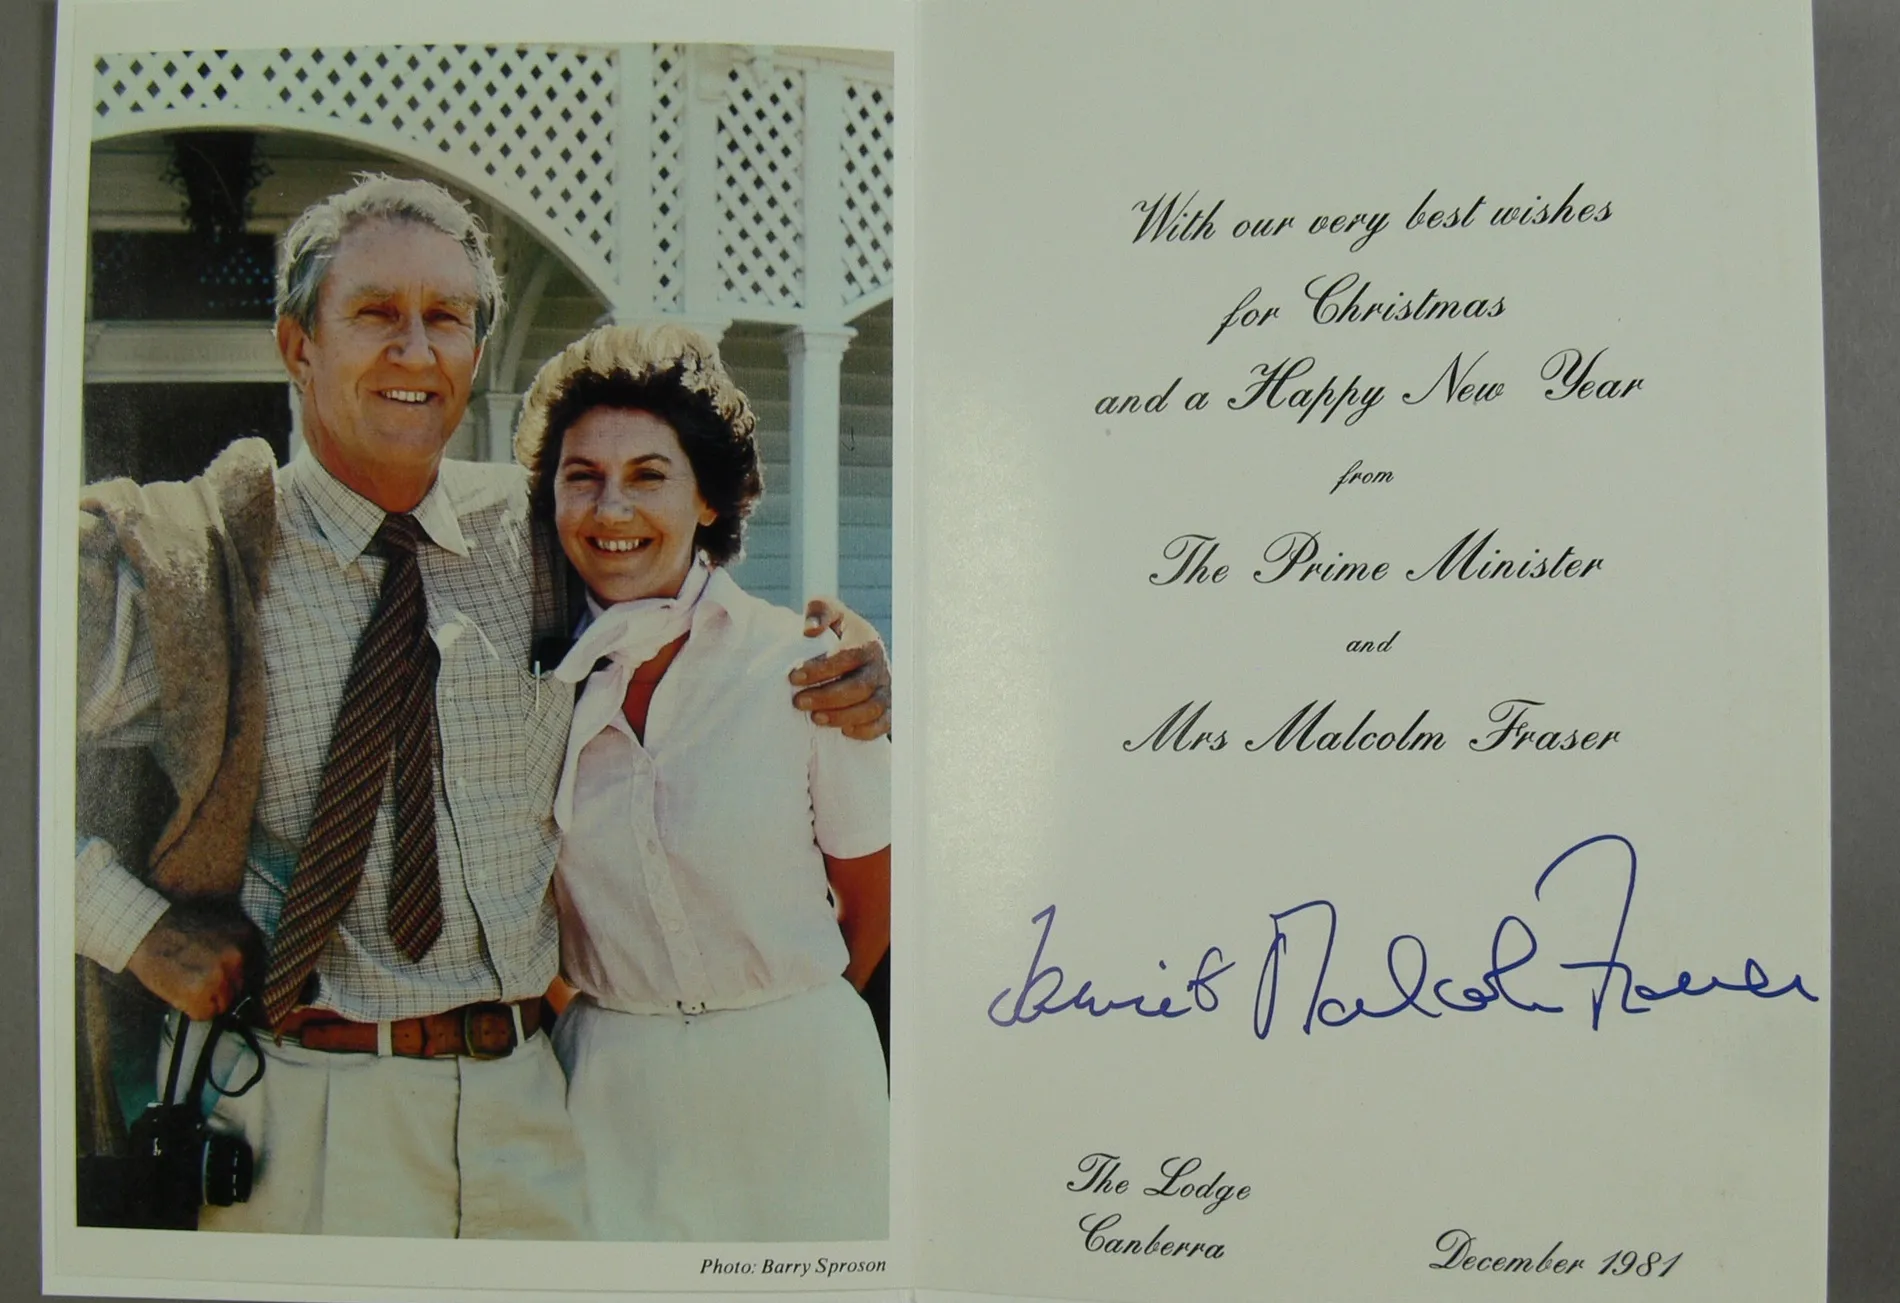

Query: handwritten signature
[987,834,1818,1038]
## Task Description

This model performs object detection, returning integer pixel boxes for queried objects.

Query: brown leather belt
[269,999,545,1059]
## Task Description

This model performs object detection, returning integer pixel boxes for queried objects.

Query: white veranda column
[285,383,305,464]
[483,392,525,463]
[780,325,856,602]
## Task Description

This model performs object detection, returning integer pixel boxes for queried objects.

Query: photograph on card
[68,37,896,1245]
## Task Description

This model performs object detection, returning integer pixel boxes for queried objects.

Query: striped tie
[262,513,444,1027]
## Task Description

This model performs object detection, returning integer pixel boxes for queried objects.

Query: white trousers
[556,979,889,1242]
[170,1018,590,1238]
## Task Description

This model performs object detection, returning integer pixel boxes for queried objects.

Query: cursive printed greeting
[1129,183,1614,249]
[1098,183,1633,429]
[1087,183,1660,731]
[1095,345,1642,424]
[1145,530,1607,587]
[1118,697,1621,756]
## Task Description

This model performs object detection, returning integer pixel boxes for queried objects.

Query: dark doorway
[83,382,291,484]
[90,231,276,321]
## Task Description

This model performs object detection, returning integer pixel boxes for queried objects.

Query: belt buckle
[461,1003,518,1060]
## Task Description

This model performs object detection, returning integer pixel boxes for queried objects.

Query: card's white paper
[39,0,1828,1300]
[909,2,1828,1302]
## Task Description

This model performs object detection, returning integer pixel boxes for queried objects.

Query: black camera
[117,1094,255,1229]
[77,1010,262,1229]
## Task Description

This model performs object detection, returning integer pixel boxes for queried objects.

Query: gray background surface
[1,1,1893,1300]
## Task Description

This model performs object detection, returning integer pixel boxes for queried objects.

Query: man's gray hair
[274,173,505,344]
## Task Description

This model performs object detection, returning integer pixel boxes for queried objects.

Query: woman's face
[553,406,716,605]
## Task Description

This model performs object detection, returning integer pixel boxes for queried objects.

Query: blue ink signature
[987,834,1818,1038]
[987,905,1235,1027]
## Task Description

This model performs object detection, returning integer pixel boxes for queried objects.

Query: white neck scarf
[551,558,712,829]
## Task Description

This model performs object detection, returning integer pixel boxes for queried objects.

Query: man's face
[276,219,483,510]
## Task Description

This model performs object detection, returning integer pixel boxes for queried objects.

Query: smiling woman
[554,410,722,605]
[512,323,892,1242]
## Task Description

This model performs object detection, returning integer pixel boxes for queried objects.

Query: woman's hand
[791,597,891,740]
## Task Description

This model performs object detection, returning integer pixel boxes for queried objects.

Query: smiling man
[277,213,487,512]
[73,175,890,1237]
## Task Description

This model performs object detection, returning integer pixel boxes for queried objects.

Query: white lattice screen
[650,45,685,312]
[94,45,620,292]
[93,44,894,323]
[716,60,807,309]
[841,78,895,310]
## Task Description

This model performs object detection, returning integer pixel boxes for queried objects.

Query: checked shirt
[76,453,570,1022]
